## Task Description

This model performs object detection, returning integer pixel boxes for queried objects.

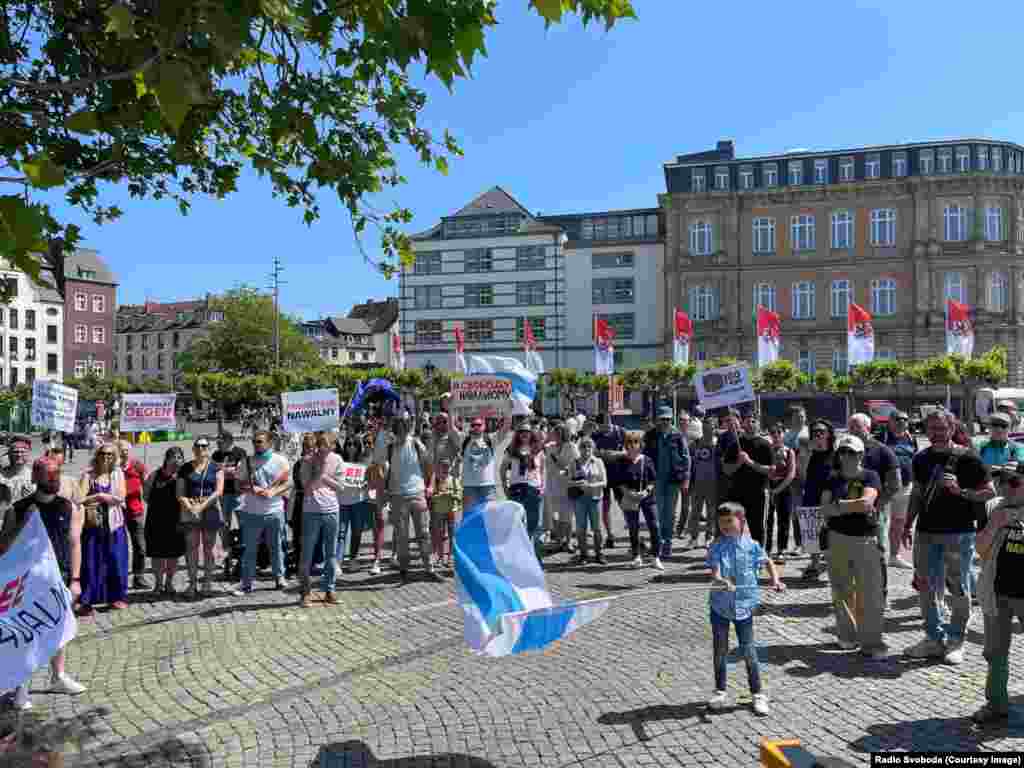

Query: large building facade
[0,266,64,387]
[62,249,117,380]
[661,138,1024,384]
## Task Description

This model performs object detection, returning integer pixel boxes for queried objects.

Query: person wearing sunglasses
[77,444,128,615]
[234,430,291,597]
[978,413,1024,496]
[0,435,37,507]
[144,447,188,595]
[176,438,224,599]
[801,420,836,580]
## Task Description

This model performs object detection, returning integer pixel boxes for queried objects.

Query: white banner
[451,376,513,418]
[30,380,78,433]
[120,393,177,432]
[281,388,340,434]
[0,511,77,690]
[694,364,755,411]
[340,462,367,488]
[795,506,822,555]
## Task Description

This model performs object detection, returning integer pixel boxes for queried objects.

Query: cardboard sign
[451,376,513,418]
[30,380,78,433]
[795,506,822,555]
[120,393,177,432]
[281,388,340,434]
[341,462,367,488]
[694,364,755,411]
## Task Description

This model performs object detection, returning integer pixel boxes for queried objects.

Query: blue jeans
[914,531,975,644]
[301,511,339,593]
[573,495,601,558]
[240,511,285,589]
[509,485,541,538]
[463,485,496,511]
[338,500,372,560]
[710,609,762,694]
[655,481,680,557]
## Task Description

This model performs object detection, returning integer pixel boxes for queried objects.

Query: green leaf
[0,196,44,249]
[434,156,448,176]
[454,23,486,70]
[21,154,65,189]
[65,110,100,134]
[104,4,136,40]
[532,0,564,24]
[134,71,148,98]
[153,61,194,133]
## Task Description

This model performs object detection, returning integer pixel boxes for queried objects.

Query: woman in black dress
[144,447,188,595]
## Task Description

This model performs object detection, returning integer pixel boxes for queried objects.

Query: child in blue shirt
[707,501,785,716]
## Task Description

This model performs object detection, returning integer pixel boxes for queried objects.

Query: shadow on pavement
[597,702,717,741]
[0,705,112,762]
[117,737,213,768]
[848,702,1024,753]
[756,642,913,680]
[313,740,499,767]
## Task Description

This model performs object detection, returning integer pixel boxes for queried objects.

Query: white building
[0,266,64,387]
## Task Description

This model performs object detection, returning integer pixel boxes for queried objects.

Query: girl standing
[337,435,373,572]
[298,430,343,606]
[144,447,187,595]
[766,423,796,565]
[78,445,129,614]
[499,425,545,557]
[364,427,387,575]
[176,437,224,599]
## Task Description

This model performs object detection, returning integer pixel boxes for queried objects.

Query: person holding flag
[756,306,781,366]
[946,299,975,358]
[523,318,544,376]
[454,325,467,375]
[848,303,874,366]
[594,317,615,375]
[674,309,692,365]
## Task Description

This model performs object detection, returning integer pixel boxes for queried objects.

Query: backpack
[386,437,428,491]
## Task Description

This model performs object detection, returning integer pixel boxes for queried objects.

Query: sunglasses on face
[811,430,827,437]
[1008,477,1024,488]
[195,444,209,450]
[100,452,115,458]
[837,449,860,457]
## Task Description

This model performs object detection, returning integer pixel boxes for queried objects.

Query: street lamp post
[423,360,436,415]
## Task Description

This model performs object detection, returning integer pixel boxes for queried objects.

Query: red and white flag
[673,309,692,365]
[391,331,405,372]
[523,318,544,375]
[756,306,781,366]
[946,299,974,358]
[847,303,874,366]
[594,317,615,375]
[454,325,467,374]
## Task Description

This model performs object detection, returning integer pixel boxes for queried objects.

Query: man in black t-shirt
[903,410,994,666]
[723,411,774,547]
[213,433,249,578]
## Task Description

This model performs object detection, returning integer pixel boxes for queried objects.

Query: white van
[975,388,1024,429]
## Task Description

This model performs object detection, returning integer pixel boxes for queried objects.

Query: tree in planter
[848,358,904,413]
[644,361,695,415]
[757,359,803,393]
[959,346,1008,426]
[184,371,241,434]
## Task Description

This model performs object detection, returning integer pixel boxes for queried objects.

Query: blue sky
[51,0,1023,318]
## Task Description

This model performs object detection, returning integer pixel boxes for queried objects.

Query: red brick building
[62,249,118,380]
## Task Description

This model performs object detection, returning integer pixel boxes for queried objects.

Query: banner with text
[281,388,340,433]
[0,511,78,691]
[30,380,78,433]
[795,507,822,555]
[340,462,367,488]
[120,393,177,432]
[694,364,755,412]
[451,376,513,418]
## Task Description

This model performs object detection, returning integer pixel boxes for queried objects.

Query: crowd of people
[4,395,1024,724]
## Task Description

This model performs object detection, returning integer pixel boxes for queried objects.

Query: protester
[545,423,579,552]
[116,441,149,590]
[707,501,784,717]
[723,411,774,549]
[615,431,661,570]
[802,420,837,580]
[461,417,500,512]
[143,447,187,595]
[429,458,460,570]
[674,411,692,539]
[594,413,626,548]
[978,412,1024,491]
[783,406,809,553]
[530,428,547,546]
[569,437,607,565]
[765,422,796,564]
[500,425,544,555]
[290,432,322,577]
[1,435,36,512]
[337,434,374,572]
[684,416,719,546]
[213,432,249,581]
[78,444,129,614]
[176,437,224,599]
[902,410,994,664]
[847,414,901,566]
[429,413,463,481]
[643,407,690,559]
[234,429,290,596]
[881,411,918,568]
[363,428,386,575]
[298,430,344,605]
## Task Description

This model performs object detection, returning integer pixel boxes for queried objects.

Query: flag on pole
[946,299,975,358]
[391,332,405,371]
[523,318,544,375]
[454,325,468,374]
[468,355,537,416]
[594,317,615,375]
[673,309,692,365]
[847,303,874,366]
[756,306,781,366]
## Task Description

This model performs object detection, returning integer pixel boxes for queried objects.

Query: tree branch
[0,50,163,93]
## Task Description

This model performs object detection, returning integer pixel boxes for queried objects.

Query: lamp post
[553,231,568,416]
[423,359,436,415]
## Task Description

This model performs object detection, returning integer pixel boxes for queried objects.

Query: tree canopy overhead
[0,0,636,289]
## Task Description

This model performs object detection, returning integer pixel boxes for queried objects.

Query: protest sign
[340,462,367,488]
[0,511,77,691]
[795,506,822,555]
[694,364,755,412]
[281,389,340,433]
[120,394,177,432]
[30,381,78,433]
[451,376,513,418]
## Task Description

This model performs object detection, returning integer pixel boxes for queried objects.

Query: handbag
[567,460,586,500]
[83,502,108,529]
[620,456,647,512]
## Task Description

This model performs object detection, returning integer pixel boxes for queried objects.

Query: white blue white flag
[467,355,537,416]
[453,500,609,656]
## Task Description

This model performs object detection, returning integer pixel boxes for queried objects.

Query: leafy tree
[757,360,802,392]
[0,0,635,287]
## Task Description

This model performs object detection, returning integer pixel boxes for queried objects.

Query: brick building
[62,249,117,380]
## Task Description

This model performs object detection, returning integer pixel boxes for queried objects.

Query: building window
[157,333,165,349]
[753,283,776,312]
[592,277,634,304]
[141,354,148,370]
[944,205,969,242]
[74,360,88,378]
[993,147,1003,171]
[74,292,87,311]
[8,309,16,330]
[865,154,880,179]
[464,248,493,273]
[956,146,970,172]
[788,161,803,186]
[599,313,635,340]
[986,205,1003,242]
[944,272,964,303]
[413,285,442,310]
[739,168,754,189]
[74,324,86,343]
[464,284,494,307]
[92,326,105,344]
[125,334,133,350]
[990,272,1009,312]
[831,210,853,249]
[938,148,952,173]
[752,217,775,254]
[125,355,132,372]
[714,168,729,190]
[833,349,849,376]
[516,317,546,342]
[870,208,896,246]
[141,334,149,350]
[465,319,494,343]
[415,320,442,345]
[46,353,57,374]
[157,353,164,370]
[689,220,713,256]
[516,246,546,270]
[91,360,104,376]
[814,159,828,184]
[839,157,854,181]
[46,325,57,344]
[791,214,816,251]
[763,164,778,187]
[414,252,442,275]
[517,281,546,305]
[977,147,988,170]
[91,295,104,313]
[876,348,895,362]
[798,349,815,375]
[172,332,180,348]
[792,282,816,319]
[24,310,35,331]
[591,252,633,269]
[830,280,850,318]
[919,149,934,175]
[871,278,897,316]
[688,285,718,321]
[893,152,908,177]
[24,338,35,361]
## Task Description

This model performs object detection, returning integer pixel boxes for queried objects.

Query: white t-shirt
[246,452,290,516]
[303,452,343,515]
[462,437,497,488]
[373,434,426,497]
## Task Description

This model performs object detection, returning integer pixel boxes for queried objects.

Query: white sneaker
[889,557,913,569]
[837,640,859,651]
[707,690,727,711]
[944,641,965,665]
[752,693,771,716]
[652,557,665,572]
[50,673,86,695]
[631,556,643,568]
[905,638,945,659]
[12,685,31,710]
[369,560,382,576]
[335,560,344,578]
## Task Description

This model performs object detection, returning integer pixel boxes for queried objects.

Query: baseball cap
[835,434,865,453]
[990,412,1013,428]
